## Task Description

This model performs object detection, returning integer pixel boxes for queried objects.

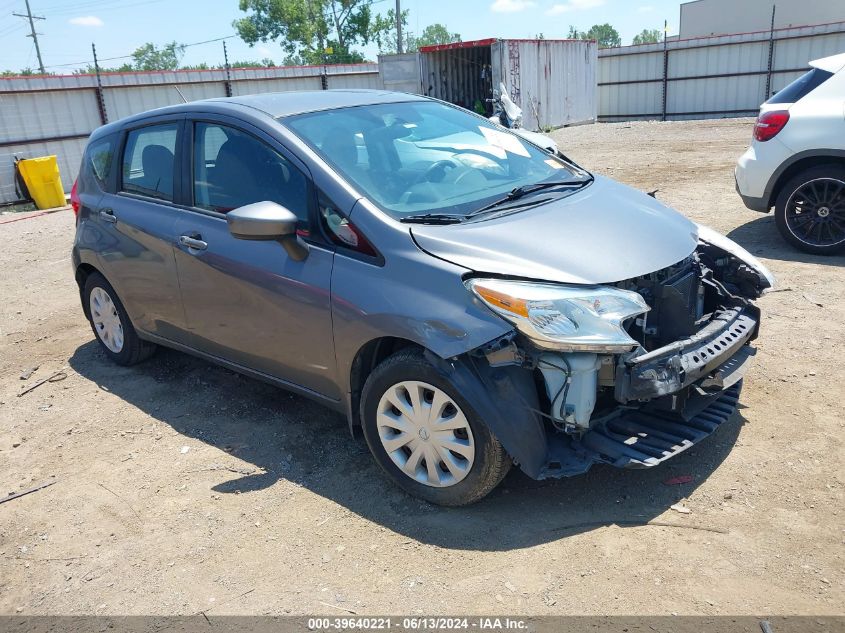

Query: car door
[93,116,190,344]
[172,116,338,400]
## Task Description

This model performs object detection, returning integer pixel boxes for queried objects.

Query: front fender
[425,350,547,479]
[331,244,514,401]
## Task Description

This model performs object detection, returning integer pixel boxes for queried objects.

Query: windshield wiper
[399,213,464,225]
[467,178,590,218]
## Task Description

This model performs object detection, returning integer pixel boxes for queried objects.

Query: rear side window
[88,139,113,187]
[79,136,114,192]
[192,122,310,223]
[767,68,834,105]
[121,123,179,201]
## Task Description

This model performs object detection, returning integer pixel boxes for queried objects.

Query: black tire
[360,348,511,506]
[83,272,156,366]
[774,164,845,255]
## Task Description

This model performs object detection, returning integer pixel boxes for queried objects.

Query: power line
[45,0,165,16]
[0,23,26,37]
[42,33,238,70]
[40,0,165,14]
[12,0,45,73]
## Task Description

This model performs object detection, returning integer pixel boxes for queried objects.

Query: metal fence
[0,63,381,204]
[598,20,845,121]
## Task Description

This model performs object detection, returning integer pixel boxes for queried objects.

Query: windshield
[284,100,590,220]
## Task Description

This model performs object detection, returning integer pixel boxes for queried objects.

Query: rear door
[172,115,338,399]
[93,116,190,344]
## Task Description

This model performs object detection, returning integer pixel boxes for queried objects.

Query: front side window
[285,101,590,220]
[121,123,178,201]
[192,122,309,223]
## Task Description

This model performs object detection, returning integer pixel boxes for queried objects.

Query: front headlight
[696,224,776,292]
[466,278,649,352]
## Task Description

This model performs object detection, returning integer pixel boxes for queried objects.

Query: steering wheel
[420,159,460,183]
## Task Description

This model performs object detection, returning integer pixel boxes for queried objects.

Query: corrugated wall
[598,21,845,121]
[419,39,597,131]
[497,39,597,130]
[0,63,381,204]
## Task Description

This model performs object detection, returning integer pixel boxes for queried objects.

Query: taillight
[754,110,790,142]
[70,179,81,219]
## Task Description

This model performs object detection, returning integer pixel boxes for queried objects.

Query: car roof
[810,52,845,74]
[89,89,429,140]
[209,89,428,118]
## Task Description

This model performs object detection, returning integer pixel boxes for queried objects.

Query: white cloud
[546,0,605,14]
[637,5,655,12]
[68,15,104,27]
[490,0,536,13]
[257,45,274,59]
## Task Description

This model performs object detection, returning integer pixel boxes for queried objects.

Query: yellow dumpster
[17,156,66,210]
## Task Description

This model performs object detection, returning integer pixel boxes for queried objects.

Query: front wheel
[360,349,511,506]
[774,165,845,255]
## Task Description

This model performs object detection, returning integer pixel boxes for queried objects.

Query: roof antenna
[173,85,188,103]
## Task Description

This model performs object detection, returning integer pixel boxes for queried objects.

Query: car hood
[410,175,699,285]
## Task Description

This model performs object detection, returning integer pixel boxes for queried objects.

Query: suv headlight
[696,224,775,292]
[466,278,649,352]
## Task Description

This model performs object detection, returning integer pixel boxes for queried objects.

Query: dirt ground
[1,118,842,616]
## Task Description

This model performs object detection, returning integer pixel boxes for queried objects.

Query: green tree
[584,23,621,48]
[567,23,621,48]
[415,23,461,48]
[235,0,385,65]
[376,11,460,54]
[374,8,415,54]
[632,28,662,45]
[131,41,185,70]
[232,58,276,68]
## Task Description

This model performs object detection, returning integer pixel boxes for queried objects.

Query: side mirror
[227,201,309,261]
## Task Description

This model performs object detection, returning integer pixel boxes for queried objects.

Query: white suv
[736,52,845,255]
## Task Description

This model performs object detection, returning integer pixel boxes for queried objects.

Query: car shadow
[726,214,845,265]
[69,340,745,552]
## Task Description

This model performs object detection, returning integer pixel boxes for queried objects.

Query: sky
[0,0,685,74]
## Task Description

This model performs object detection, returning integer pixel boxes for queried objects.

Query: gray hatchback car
[71,90,774,505]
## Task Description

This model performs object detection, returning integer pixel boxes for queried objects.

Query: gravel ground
[0,118,842,616]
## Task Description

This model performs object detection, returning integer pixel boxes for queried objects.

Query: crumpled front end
[464,231,771,479]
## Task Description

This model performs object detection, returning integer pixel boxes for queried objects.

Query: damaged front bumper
[450,256,765,481]
[615,304,759,404]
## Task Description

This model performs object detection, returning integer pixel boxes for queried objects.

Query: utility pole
[13,0,46,74]
[222,40,233,97]
[91,43,108,124]
[395,0,403,54]
[765,5,777,100]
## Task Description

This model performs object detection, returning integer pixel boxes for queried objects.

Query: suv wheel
[360,349,511,506]
[775,165,845,255]
[84,272,156,366]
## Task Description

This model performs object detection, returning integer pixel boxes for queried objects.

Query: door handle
[99,208,116,224]
[179,234,208,251]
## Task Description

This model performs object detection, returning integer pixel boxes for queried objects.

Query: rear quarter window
[80,135,116,192]
[767,68,834,105]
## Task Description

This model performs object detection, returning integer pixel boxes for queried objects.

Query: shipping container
[415,38,597,131]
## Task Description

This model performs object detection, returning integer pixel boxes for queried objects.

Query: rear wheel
[83,272,156,366]
[360,349,511,506]
[774,165,845,255]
